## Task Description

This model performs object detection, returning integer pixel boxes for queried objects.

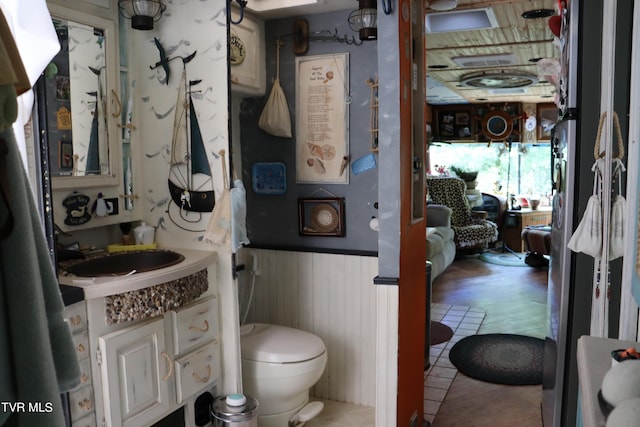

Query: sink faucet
[54,224,85,262]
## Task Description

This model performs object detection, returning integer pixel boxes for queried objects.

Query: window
[428,142,552,204]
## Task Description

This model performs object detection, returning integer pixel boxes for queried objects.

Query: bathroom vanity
[59,248,220,427]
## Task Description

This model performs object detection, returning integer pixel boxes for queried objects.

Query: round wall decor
[310,203,339,233]
[481,110,513,141]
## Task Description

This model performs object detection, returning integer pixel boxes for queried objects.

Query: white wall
[239,248,378,406]
[128,0,240,394]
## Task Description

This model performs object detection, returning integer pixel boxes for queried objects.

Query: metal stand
[492,141,521,259]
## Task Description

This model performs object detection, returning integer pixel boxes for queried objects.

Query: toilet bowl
[240,323,327,427]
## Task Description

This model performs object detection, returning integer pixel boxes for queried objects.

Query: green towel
[0,126,80,427]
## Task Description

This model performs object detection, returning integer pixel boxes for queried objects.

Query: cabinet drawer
[175,340,221,403]
[171,297,218,356]
[522,213,551,227]
[72,330,90,360]
[64,301,87,334]
[69,385,95,421]
[72,411,96,427]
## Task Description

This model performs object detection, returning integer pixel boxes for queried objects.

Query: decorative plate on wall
[230,33,246,65]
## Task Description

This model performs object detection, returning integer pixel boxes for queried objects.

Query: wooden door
[397,0,428,425]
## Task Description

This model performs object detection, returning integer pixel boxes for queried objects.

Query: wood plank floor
[430,253,549,427]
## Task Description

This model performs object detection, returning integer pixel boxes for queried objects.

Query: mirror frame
[47,3,121,189]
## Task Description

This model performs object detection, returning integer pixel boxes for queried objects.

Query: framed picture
[58,140,73,170]
[295,53,349,184]
[55,76,70,100]
[455,112,470,125]
[433,105,475,141]
[298,197,346,237]
[537,103,558,141]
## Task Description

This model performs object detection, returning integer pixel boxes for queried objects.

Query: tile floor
[305,399,375,427]
[424,304,485,424]
[302,304,484,427]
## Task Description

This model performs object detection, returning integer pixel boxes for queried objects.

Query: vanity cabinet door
[98,318,172,427]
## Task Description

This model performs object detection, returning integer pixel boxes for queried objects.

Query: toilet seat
[240,323,325,363]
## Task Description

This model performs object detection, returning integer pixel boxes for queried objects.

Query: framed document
[295,53,349,184]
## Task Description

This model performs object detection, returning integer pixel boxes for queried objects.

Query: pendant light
[118,0,166,30]
[348,0,377,41]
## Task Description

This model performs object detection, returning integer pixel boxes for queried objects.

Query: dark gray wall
[563,1,633,426]
[239,11,379,254]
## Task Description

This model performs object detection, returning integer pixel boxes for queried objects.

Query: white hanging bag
[567,160,603,258]
[258,40,292,138]
[608,112,626,260]
[568,113,609,258]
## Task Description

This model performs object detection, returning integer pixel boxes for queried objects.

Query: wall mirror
[39,4,120,189]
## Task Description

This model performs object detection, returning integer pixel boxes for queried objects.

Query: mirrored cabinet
[37,0,141,230]
[42,3,121,189]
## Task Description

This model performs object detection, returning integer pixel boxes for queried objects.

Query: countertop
[58,248,217,299]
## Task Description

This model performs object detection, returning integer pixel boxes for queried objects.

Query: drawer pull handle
[80,373,89,383]
[192,365,211,383]
[76,343,85,353]
[161,352,173,381]
[70,315,82,326]
[188,319,209,333]
[78,399,92,410]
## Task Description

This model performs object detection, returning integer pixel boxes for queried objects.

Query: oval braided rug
[449,333,544,385]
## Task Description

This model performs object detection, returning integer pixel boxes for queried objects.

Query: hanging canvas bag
[567,165,603,258]
[568,113,610,258]
[258,40,292,138]
[608,112,627,260]
[609,192,626,260]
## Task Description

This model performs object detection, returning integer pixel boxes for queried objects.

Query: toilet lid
[240,323,326,363]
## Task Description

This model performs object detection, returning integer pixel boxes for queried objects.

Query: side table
[503,208,552,252]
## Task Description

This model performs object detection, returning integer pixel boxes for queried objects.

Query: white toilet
[240,323,328,427]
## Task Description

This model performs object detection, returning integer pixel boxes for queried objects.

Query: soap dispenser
[133,222,155,245]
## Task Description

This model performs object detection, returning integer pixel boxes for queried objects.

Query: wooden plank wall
[238,249,378,407]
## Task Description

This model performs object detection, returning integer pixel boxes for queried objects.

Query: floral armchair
[427,176,498,250]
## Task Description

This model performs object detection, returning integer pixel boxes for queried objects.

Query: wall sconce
[118,0,166,30]
[348,0,377,41]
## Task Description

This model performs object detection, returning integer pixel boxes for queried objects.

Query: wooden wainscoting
[240,249,378,407]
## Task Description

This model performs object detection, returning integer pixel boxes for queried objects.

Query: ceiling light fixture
[118,0,166,30]
[460,71,539,89]
[429,0,457,12]
[348,0,377,41]
[425,7,498,33]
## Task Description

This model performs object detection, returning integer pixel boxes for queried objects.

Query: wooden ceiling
[426,0,559,105]
[249,0,561,105]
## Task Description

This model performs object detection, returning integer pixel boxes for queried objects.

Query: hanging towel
[230,179,250,253]
[204,151,231,247]
[0,127,80,427]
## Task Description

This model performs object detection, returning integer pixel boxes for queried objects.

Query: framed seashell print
[295,53,349,184]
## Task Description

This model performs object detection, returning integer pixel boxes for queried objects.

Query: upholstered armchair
[426,176,498,250]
